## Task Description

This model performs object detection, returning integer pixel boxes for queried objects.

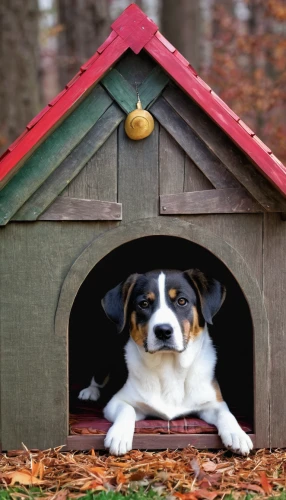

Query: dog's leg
[104,398,144,456]
[199,402,253,455]
[78,375,108,401]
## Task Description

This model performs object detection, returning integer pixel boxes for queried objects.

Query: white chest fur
[121,327,217,420]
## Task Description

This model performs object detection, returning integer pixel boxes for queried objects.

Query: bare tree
[0,0,40,154]
[161,0,202,69]
[57,0,111,88]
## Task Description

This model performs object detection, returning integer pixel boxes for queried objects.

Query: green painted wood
[115,50,156,87]
[101,67,169,114]
[139,67,169,109]
[118,120,159,223]
[101,70,137,114]
[13,104,124,221]
[0,85,112,225]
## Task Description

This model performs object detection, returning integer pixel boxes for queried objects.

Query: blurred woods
[0,0,285,162]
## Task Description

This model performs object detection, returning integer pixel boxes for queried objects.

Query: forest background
[0,0,285,164]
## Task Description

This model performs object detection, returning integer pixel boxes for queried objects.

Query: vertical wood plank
[118,121,159,222]
[180,213,267,446]
[0,221,118,449]
[184,156,214,192]
[159,127,184,195]
[264,213,286,447]
[65,131,117,201]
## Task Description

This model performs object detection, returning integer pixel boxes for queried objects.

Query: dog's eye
[177,297,188,306]
[139,300,149,309]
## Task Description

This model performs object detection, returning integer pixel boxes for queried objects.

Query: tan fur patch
[182,307,203,343]
[168,288,177,300]
[192,306,203,336]
[212,379,224,402]
[147,292,155,301]
[130,311,147,346]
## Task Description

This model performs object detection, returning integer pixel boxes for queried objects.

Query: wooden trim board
[36,197,122,221]
[65,433,256,451]
[160,189,265,214]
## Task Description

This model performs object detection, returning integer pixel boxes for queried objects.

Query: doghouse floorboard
[66,433,256,451]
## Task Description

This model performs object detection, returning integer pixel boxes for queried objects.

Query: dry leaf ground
[0,447,286,499]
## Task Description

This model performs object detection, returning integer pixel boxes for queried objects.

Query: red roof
[1,3,286,196]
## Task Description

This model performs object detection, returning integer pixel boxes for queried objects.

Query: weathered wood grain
[264,213,286,447]
[115,50,156,87]
[36,197,122,221]
[118,120,159,222]
[184,156,214,192]
[160,188,265,214]
[0,85,113,225]
[159,127,185,195]
[64,131,118,202]
[151,97,241,189]
[66,433,256,451]
[163,84,286,212]
[55,216,267,447]
[101,69,137,114]
[0,221,119,449]
[101,67,169,114]
[13,104,124,220]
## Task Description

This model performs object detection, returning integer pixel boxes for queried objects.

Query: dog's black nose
[154,324,173,340]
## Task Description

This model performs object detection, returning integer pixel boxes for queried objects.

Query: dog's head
[102,269,226,353]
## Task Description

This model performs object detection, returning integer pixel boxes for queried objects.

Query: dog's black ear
[101,274,139,333]
[184,269,226,325]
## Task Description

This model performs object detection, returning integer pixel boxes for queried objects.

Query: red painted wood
[97,30,117,54]
[0,35,128,185]
[145,35,286,196]
[112,3,158,54]
[26,106,51,130]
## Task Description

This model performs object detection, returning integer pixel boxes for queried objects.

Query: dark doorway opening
[69,235,254,435]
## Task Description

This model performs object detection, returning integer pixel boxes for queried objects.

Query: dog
[79,269,253,456]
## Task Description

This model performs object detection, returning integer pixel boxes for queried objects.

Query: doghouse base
[66,434,256,451]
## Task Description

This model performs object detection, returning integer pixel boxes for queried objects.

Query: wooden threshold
[65,433,256,451]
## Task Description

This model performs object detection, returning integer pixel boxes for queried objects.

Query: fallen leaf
[259,471,272,494]
[202,461,217,472]
[193,488,218,500]
[129,470,146,481]
[80,480,106,491]
[7,470,44,486]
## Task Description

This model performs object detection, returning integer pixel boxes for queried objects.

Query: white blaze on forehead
[147,272,184,351]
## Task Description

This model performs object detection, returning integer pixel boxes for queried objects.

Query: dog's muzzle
[154,323,173,341]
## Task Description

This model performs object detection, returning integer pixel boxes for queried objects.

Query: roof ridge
[0,3,285,197]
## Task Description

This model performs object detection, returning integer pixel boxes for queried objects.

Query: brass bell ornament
[125,94,154,141]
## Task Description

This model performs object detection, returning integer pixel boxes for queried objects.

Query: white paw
[78,386,100,401]
[220,428,253,455]
[104,422,134,456]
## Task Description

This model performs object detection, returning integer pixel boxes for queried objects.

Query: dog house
[0,4,286,452]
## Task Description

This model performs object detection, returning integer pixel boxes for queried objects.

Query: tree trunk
[161,0,201,69]
[0,0,40,154]
[57,0,111,89]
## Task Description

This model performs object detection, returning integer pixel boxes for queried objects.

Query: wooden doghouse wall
[0,51,286,450]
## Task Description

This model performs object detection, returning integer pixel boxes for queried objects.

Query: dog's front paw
[78,386,100,401]
[220,428,253,455]
[104,422,134,456]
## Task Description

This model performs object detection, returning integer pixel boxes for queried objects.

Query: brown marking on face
[192,306,203,336]
[168,288,177,300]
[147,291,155,301]
[212,379,224,402]
[182,307,203,344]
[130,311,148,346]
